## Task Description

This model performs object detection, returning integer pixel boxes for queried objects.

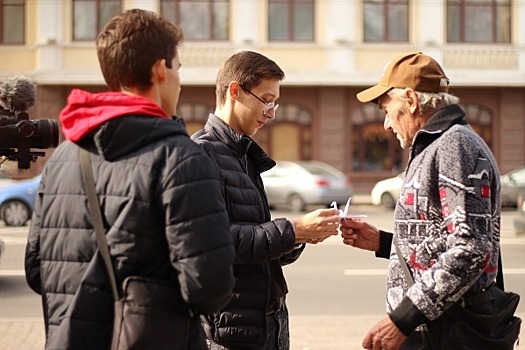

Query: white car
[371,174,404,209]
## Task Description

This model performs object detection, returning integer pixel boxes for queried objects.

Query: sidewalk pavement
[1,312,524,350]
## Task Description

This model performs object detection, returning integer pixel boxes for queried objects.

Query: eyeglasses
[240,85,279,117]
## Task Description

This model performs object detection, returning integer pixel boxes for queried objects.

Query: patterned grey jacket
[383,104,501,334]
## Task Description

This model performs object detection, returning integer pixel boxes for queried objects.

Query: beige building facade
[1,0,524,192]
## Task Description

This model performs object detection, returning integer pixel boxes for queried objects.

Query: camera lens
[31,119,59,149]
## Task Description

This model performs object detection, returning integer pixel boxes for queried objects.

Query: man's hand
[362,316,407,350]
[293,208,340,244]
[339,217,381,252]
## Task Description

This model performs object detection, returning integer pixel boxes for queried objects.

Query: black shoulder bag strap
[79,147,119,301]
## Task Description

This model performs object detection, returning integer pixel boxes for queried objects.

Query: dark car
[261,160,352,212]
[0,174,41,226]
[514,191,525,234]
[501,166,525,207]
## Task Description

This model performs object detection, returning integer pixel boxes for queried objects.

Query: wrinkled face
[378,93,417,149]
[232,79,280,136]
[160,53,182,116]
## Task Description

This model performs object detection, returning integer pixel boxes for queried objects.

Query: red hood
[59,89,168,141]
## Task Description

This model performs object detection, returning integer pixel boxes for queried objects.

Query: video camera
[0,76,59,169]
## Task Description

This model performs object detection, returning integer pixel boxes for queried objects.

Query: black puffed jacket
[193,114,303,347]
[24,91,235,350]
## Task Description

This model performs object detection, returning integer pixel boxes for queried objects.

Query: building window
[177,102,213,136]
[254,103,312,160]
[447,0,511,43]
[351,104,402,172]
[0,0,24,44]
[364,0,408,42]
[268,0,314,42]
[73,0,122,41]
[161,0,229,41]
[461,103,493,147]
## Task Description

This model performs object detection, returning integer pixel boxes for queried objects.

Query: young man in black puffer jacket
[192,51,341,350]
[24,9,235,350]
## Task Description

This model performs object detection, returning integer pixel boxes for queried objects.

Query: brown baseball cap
[356,51,450,103]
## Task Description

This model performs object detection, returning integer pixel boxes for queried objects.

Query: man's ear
[227,81,241,101]
[152,59,167,84]
[406,88,419,114]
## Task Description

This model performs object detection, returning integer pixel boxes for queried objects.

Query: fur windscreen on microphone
[0,75,37,112]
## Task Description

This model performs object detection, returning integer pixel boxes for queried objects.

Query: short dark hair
[215,51,285,106]
[96,9,183,91]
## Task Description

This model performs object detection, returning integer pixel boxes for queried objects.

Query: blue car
[0,174,41,226]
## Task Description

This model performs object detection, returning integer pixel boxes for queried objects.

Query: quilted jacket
[383,104,501,334]
[24,90,235,350]
[193,114,304,347]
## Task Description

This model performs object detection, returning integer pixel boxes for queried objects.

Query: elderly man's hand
[339,217,380,252]
[362,316,407,350]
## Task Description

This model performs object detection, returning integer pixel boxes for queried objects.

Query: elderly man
[341,52,505,350]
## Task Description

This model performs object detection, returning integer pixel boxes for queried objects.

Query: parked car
[371,174,404,209]
[0,237,4,263]
[261,160,352,212]
[0,174,41,226]
[501,166,525,207]
[514,191,525,234]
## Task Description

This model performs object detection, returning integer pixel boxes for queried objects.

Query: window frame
[0,0,25,45]
[363,0,409,43]
[268,0,315,42]
[160,0,229,41]
[72,0,122,42]
[447,0,511,43]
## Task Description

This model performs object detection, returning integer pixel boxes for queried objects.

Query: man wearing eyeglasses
[192,51,341,349]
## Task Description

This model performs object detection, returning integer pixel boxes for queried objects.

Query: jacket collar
[410,104,467,158]
[406,104,467,170]
[205,114,276,173]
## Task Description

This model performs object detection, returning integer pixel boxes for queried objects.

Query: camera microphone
[0,75,37,112]
[0,75,58,169]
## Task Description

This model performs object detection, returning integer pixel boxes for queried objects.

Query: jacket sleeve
[375,230,393,259]
[163,149,235,315]
[24,177,44,295]
[230,218,297,264]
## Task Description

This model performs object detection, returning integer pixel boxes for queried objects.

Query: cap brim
[356,84,391,103]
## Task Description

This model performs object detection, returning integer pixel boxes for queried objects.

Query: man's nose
[384,117,391,131]
[264,110,276,120]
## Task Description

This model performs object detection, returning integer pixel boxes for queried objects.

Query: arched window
[254,103,313,160]
[351,104,402,172]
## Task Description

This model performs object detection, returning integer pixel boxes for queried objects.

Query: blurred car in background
[501,166,525,207]
[261,160,352,212]
[0,174,41,227]
[0,237,4,263]
[514,191,525,234]
[371,174,404,209]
